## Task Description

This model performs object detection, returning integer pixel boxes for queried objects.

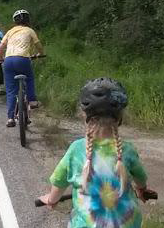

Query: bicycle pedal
[15,118,19,122]
[27,119,32,125]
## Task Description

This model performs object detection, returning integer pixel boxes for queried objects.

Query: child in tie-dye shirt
[39,78,155,228]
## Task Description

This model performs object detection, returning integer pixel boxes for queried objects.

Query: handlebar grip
[142,190,158,200]
[30,55,46,60]
[59,194,72,202]
[35,194,72,207]
[35,199,46,207]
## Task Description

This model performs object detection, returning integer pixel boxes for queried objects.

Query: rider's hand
[36,53,41,57]
[135,187,147,203]
[30,53,40,58]
[39,193,57,210]
[135,185,158,203]
[30,54,36,58]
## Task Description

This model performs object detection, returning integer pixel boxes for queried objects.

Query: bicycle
[14,54,46,147]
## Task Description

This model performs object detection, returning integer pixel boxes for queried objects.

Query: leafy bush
[1,0,164,128]
[12,0,164,56]
[32,30,164,128]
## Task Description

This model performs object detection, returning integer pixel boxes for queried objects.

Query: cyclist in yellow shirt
[0,9,44,127]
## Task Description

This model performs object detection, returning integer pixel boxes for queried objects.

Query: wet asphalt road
[0,97,69,228]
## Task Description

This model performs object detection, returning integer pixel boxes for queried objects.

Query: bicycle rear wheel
[18,80,26,147]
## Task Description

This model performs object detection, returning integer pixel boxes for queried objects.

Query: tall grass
[0,1,163,128]
[142,214,164,228]
[34,30,164,128]
[0,0,164,129]
[142,221,164,228]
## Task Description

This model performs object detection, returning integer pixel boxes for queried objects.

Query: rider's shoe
[27,118,31,125]
[29,101,41,109]
[6,119,16,127]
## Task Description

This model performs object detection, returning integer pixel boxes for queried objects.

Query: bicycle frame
[14,78,30,122]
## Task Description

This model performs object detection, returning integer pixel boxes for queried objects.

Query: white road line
[0,168,19,228]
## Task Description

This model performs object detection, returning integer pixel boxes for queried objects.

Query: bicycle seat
[14,74,27,80]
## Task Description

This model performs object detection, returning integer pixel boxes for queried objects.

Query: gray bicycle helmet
[80,77,128,122]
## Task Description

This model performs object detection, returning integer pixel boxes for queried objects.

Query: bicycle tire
[18,80,26,147]
[24,101,28,129]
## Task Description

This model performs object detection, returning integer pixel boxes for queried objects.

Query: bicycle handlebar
[142,190,158,200]
[35,194,72,207]
[30,55,46,60]
[35,189,157,208]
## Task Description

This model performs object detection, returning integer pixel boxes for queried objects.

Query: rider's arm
[35,41,44,55]
[124,142,147,188]
[39,186,66,206]
[30,29,45,55]
[0,42,7,60]
[39,141,77,207]
[125,143,148,202]
[129,149,147,188]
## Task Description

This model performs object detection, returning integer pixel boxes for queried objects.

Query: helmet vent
[93,92,104,97]
[82,102,90,106]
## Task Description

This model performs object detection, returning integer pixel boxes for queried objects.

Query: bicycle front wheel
[18,80,26,147]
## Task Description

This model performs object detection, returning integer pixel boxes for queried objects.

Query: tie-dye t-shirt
[50,138,147,228]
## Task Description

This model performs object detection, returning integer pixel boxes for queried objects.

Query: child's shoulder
[122,140,139,161]
[68,137,86,150]
[122,140,134,147]
[122,140,138,153]
[66,138,86,159]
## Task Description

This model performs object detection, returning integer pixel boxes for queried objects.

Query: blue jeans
[3,56,36,119]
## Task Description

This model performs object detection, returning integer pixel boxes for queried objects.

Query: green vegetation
[143,221,164,228]
[0,0,164,129]
[34,32,164,128]
[142,216,164,228]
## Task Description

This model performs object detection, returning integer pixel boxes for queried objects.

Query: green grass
[142,218,164,228]
[33,30,164,128]
[0,1,164,129]
[0,0,163,128]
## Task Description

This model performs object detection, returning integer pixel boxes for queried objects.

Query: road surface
[0,97,69,228]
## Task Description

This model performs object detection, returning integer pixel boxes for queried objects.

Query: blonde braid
[81,122,95,192]
[112,126,127,197]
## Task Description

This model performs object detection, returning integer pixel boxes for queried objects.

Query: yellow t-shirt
[1,26,40,57]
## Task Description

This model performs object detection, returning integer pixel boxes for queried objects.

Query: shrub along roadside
[34,30,164,129]
[0,1,164,129]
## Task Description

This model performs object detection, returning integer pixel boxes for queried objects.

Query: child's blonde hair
[81,117,127,196]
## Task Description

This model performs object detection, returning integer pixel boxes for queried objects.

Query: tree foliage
[5,0,164,55]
